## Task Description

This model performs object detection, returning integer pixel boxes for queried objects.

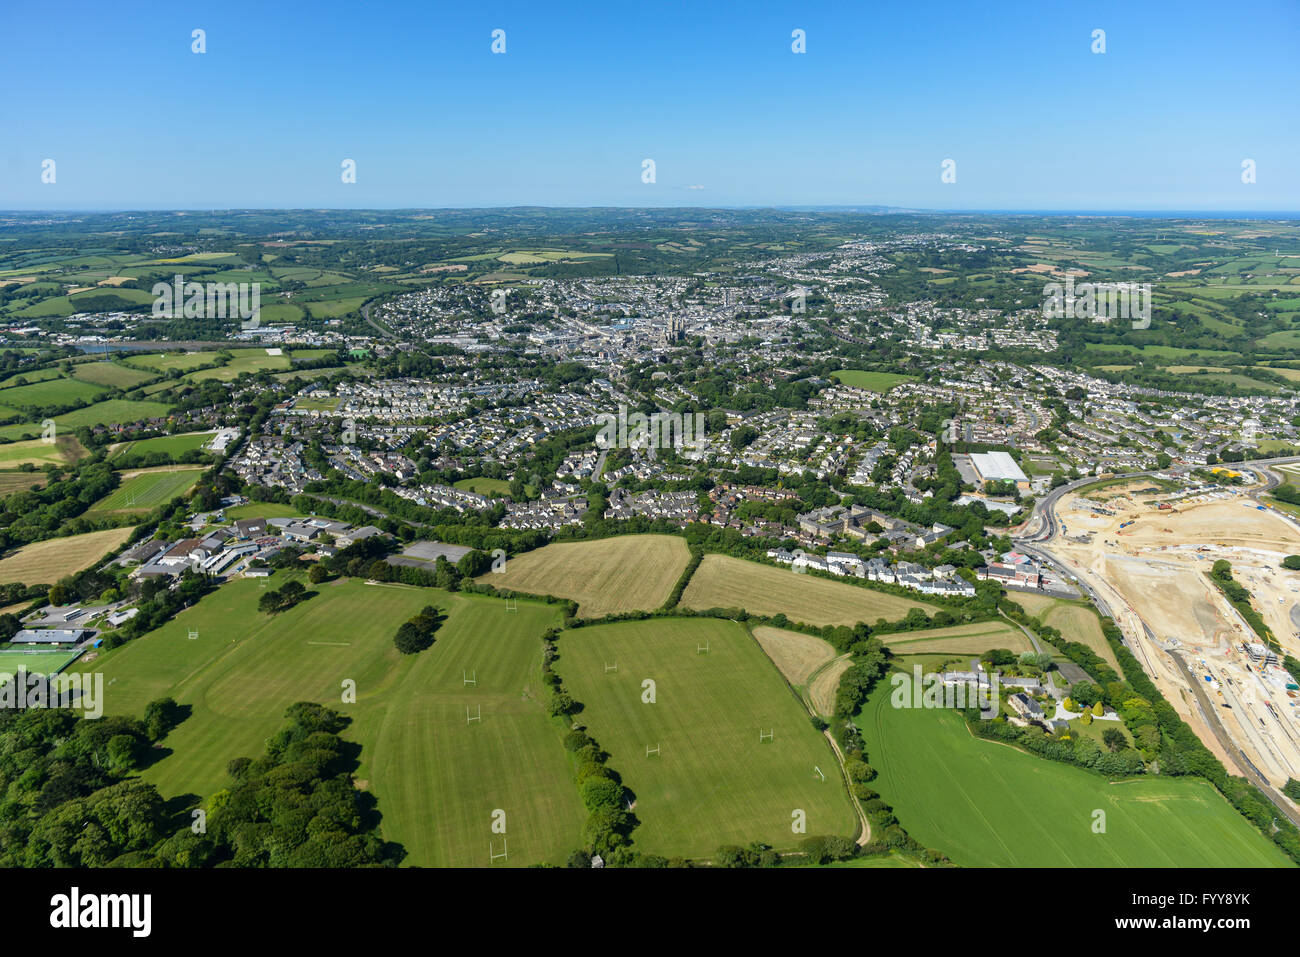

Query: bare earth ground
[1047,489,1300,784]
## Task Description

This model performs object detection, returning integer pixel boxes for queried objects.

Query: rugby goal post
[759,728,774,743]
[188,629,199,640]
[696,640,710,655]
[645,743,660,758]
[466,705,482,725]
[489,838,507,863]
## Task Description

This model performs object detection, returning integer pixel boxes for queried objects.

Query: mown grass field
[0,527,135,585]
[558,617,857,858]
[829,370,917,392]
[69,578,585,867]
[481,534,689,616]
[680,554,936,627]
[107,430,214,460]
[877,620,1032,656]
[0,399,174,441]
[220,502,303,520]
[0,376,106,408]
[454,477,511,496]
[85,466,204,515]
[70,361,158,390]
[858,688,1292,867]
[183,348,293,382]
[1010,592,1119,670]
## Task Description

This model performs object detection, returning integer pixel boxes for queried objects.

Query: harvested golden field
[878,620,1033,656]
[478,534,689,617]
[1011,592,1118,669]
[809,658,853,717]
[750,625,836,686]
[679,554,935,628]
[0,527,135,586]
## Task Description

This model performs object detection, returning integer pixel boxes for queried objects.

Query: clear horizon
[2,0,1297,211]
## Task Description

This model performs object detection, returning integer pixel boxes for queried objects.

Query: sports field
[1011,592,1119,669]
[877,620,1033,656]
[0,648,82,680]
[0,527,135,585]
[680,554,936,627]
[86,466,204,514]
[481,534,689,616]
[858,688,1292,867]
[107,430,215,460]
[69,577,584,867]
[558,617,858,858]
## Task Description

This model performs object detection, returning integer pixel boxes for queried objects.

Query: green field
[557,617,858,858]
[71,362,159,390]
[681,554,936,628]
[124,352,219,372]
[453,477,511,496]
[0,376,106,409]
[86,467,204,514]
[830,370,917,392]
[107,431,214,460]
[183,348,292,382]
[220,502,304,520]
[858,688,1291,867]
[0,648,83,679]
[0,399,174,441]
[69,578,585,866]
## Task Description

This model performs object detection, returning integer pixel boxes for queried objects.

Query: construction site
[1040,477,1300,790]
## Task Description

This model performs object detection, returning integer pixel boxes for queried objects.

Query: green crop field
[830,370,917,392]
[557,617,858,858]
[69,578,585,867]
[680,554,936,627]
[86,466,204,514]
[858,688,1291,867]
[482,534,690,616]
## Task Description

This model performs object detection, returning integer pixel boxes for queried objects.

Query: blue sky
[0,0,1296,211]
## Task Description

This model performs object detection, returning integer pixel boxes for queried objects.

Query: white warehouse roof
[969,451,1029,484]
